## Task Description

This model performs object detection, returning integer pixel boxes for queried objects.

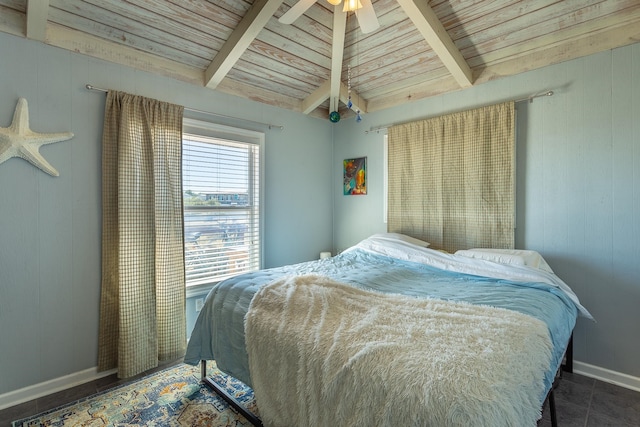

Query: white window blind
[182,121,262,287]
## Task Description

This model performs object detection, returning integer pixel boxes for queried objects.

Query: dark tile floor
[1,366,639,426]
[538,371,640,427]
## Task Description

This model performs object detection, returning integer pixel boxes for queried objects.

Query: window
[182,119,263,287]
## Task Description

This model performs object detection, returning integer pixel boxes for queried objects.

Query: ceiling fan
[279,0,380,33]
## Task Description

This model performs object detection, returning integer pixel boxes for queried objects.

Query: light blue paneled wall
[333,43,640,379]
[0,33,333,395]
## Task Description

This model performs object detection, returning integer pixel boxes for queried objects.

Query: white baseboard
[0,366,117,411]
[574,361,640,392]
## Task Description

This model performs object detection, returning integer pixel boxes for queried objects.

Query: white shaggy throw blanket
[245,275,553,427]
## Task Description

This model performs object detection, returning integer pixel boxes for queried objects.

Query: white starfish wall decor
[0,98,74,177]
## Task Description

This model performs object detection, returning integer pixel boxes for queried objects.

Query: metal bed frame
[200,361,263,427]
[200,334,573,427]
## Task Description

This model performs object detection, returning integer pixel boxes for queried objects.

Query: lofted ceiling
[1,0,639,120]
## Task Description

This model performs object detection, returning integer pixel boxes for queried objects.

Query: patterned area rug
[12,361,258,426]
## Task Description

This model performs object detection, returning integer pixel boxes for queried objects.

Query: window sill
[186,282,217,299]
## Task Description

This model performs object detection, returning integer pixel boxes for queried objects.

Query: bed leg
[199,361,263,427]
[548,388,558,427]
[200,360,207,380]
[202,377,263,426]
[563,334,574,373]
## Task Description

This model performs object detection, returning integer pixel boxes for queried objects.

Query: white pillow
[455,250,526,266]
[370,232,430,247]
[455,248,553,273]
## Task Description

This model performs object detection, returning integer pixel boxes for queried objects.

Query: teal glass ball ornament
[329,111,340,123]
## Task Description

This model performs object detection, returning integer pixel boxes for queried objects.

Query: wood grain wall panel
[248,41,329,79]
[343,0,404,47]
[559,56,591,362]
[540,75,569,257]
[611,47,635,269]
[455,0,619,51]
[518,75,544,250]
[274,12,333,43]
[36,46,78,378]
[572,52,614,369]
[226,66,312,100]
[561,58,587,250]
[49,3,221,66]
[582,51,613,262]
[0,38,46,392]
[257,29,331,67]
[69,54,103,368]
[609,45,640,344]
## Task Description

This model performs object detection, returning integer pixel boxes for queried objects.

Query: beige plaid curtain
[387,101,515,253]
[98,91,186,378]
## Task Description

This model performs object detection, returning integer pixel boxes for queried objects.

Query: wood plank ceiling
[1,0,639,120]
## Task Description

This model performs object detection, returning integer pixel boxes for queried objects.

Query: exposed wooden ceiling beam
[205,0,284,89]
[302,80,331,114]
[395,0,473,88]
[301,79,367,116]
[330,7,347,112]
[26,0,49,42]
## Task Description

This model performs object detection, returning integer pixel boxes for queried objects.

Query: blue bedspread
[184,247,578,401]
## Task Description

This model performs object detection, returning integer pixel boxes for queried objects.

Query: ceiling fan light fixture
[343,0,363,12]
[326,0,341,5]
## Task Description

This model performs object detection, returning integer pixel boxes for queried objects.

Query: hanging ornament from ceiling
[347,65,362,122]
[347,65,353,110]
[329,110,340,123]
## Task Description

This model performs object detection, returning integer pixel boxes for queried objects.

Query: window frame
[182,118,265,297]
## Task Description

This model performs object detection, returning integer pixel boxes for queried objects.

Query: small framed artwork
[343,157,367,195]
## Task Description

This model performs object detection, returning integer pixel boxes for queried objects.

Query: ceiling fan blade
[278,0,317,24]
[355,0,379,33]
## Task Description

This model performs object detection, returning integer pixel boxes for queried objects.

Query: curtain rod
[85,84,284,130]
[364,89,554,134]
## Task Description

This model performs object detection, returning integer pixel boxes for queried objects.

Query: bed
[184,233,591,427]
